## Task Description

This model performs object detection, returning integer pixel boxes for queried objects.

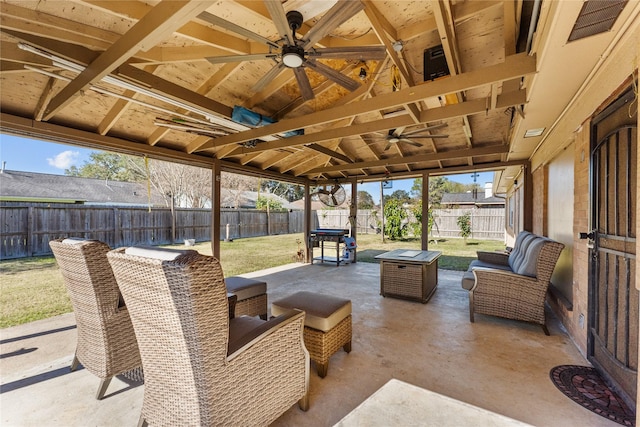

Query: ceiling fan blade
[264,0,295,45]
[251,62,286,93]
[293,67,315,100]
[304,59,360,91]
[206,53,277,64]
[404,134,450,139]
[401,123,449,136]
[401,139,423,147]
[383,142,392,151]
[302,1,364,48]
[310,46,387,61]
[198,12,279,49]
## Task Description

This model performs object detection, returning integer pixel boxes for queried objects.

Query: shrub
[383,199,407,240]
[456,212,472,244]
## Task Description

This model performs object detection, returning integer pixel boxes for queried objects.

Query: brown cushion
[271,291,351,332]
[228,316,266,355]
[225,277,267,301]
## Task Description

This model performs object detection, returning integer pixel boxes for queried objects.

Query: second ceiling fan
[368,123,450,151]
[203,0,386,101]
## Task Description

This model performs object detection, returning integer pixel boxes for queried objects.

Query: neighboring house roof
[220,190,295,210]
[441,192,505,207]
[0,170,166,206]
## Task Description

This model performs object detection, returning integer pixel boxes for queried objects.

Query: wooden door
[589,87,638,410]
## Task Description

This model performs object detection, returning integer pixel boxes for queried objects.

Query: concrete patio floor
[1,262,617,426]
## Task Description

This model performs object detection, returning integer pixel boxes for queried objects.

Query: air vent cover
[568,0,627,42]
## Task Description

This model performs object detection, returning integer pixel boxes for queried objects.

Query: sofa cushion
[508,232,536,272]
[515,238,547,277]
[469,259,513,271]
[124,246,192,261]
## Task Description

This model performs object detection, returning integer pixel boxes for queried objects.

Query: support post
[210,159,221,259]
[350,178,358,263]
[523,161,533,232]
[421,173,429,250]
[380,181,385,243]
[304,182,311,263]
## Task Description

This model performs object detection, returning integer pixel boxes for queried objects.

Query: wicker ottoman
[225,277,268,320]
[271,291,352,378]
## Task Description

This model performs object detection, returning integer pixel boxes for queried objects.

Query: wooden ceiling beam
[99,64,160,136]
[43,0,215,120]
[222,90,525,156]
[194,53,535,151]
[362,0,414,88]
[0,111,309,185]
[83,0,252,54]
[146,62,241,145]
[309,145,509,174]
[305,144,353,164]
[340,159,526,183]
[258,151,292,170]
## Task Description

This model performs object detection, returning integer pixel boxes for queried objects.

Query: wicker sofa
[461,231,564,335]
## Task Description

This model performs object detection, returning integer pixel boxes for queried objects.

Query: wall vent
[568,0,627,42]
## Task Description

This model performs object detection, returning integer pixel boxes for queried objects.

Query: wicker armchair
[48,238,142,400]
[107,246,309,427]
[461,233,564,335]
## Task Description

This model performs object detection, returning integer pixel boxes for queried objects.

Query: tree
[222,172,258,209]
[255,195,284,211]
[408,200,437,239]
[386,189,411,204]
[383,199,407,240]
[65,152,145,182]
[261,180,303,202]
[457,212,472,244]
[357,190,375,209]
[411,176,467,207]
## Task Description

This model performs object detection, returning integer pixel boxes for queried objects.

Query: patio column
[421,173,429,250]
[523,161,533,232]
[210,158,221,259]
[304,181,311,263]
[350,178,357,263]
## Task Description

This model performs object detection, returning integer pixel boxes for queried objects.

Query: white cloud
[47,150,80,169]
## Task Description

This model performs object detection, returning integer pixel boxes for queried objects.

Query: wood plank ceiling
[0,0,536,185]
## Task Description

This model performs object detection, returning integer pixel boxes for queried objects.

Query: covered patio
[1,263,615,426]
[1,0,638,424]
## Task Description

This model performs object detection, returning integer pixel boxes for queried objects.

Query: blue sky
[0,134,493,202]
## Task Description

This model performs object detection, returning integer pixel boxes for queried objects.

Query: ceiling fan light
[282,45,304,68]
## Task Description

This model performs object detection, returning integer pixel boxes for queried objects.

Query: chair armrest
[227,309,305,360]
[471,267,541,292]
[475,251,509,265]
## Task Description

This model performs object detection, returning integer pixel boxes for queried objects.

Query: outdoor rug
[550,365,635,426]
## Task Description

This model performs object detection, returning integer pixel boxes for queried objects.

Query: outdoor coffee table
[375,249,441,303]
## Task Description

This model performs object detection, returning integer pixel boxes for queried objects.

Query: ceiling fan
[202,1,386,101]
[368,123,450,151]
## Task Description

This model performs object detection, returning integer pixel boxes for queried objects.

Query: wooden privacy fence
[432,208,505,240]
[0,203,309,260]
[318,208,505,240]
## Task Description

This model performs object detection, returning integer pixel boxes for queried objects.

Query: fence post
[113,207,120,248]
[27,206,34,257]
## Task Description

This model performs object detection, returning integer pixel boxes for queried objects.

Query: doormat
[550,365,635,426]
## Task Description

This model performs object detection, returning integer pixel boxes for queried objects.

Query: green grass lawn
[0,233,505,328]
